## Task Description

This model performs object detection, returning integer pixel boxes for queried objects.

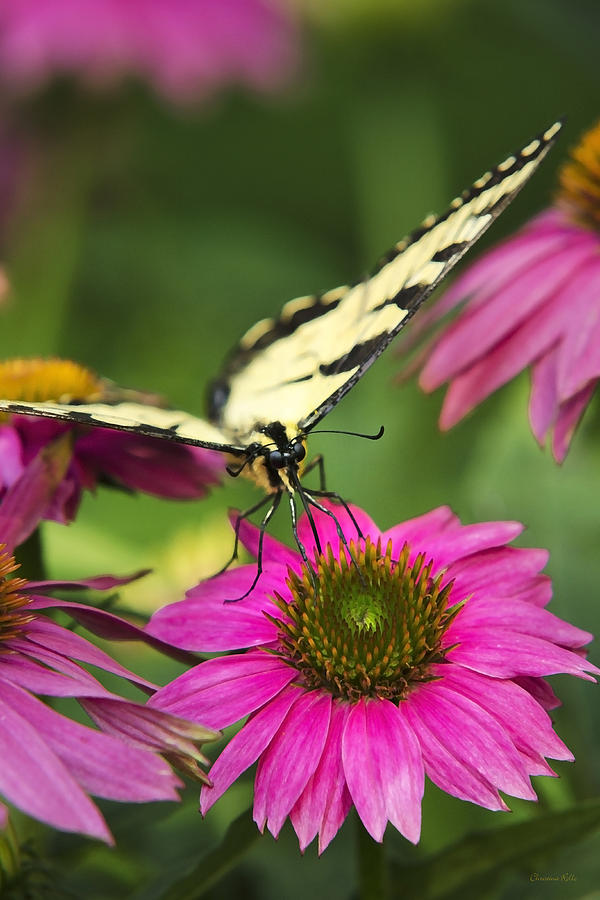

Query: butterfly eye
[293,441,306,462]
[269,450,285,469]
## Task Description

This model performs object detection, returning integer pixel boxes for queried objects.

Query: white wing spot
[521,139,541,157]
[497,155,516,172]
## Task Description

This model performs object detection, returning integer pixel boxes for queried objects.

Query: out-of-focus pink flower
[0,461,217,843]
[0,0,298,101]
[147,500,597,853]
[0,357,224,524]
[402,120,600,462]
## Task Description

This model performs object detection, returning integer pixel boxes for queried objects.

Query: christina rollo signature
[529,873,577,883]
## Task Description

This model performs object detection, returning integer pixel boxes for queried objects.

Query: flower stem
[357,821,388,900]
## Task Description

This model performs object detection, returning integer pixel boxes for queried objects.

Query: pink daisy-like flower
[402,119,600,462]
[146,501,598,853]
[0,0,297,102]
[0,357,224,523]
[0,453,218,844]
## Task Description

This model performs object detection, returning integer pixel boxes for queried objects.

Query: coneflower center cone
[268,538,462,702]
[0,549,32,644]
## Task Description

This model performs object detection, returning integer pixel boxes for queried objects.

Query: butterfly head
[230,421,306,493]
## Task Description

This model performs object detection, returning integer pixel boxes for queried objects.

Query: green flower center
[268,538,462,702]
[0,548,32,645]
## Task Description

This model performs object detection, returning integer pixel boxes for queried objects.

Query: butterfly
[0,121,562,594]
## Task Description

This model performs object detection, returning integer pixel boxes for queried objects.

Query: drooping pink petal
[16,618,156,690]
[529,347,560,444]
[437,666,572,764]
[454,597,592,648]
[201,684,303,814]
[402,699,508,810]
[0,690,112,842]
[552,381,597,462]
[421,240,596,390]
[254,691,332,838]
[556,264,600,398]
[446,628,599,681]
[0,651,111,698]
[289,701,352,854]
[1,681,181,803]
[343,698,423,844]
[514,676,561,710]
[406,683,536,801]
[150,652,296,730]
[147,566,282,651]
[0,432,72,552]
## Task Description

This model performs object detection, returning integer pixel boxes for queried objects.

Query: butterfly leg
[304,488,364,540]
[287,488,320,590]
[225,491,282,603]
[212,493,272,578]
[302,453,326,491]
[303,490,366,584]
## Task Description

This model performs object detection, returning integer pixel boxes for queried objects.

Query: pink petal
[514,676,561,710]
[446,628,599,680]
[407,683,536,800]
[149,652,296,730]
[382,506,460,555]
[0,432,73,552]
[289,701,352,854]
[0,651,111,698]
[402,700,508,810]
[419,521,524,575]
[19,618,156,690]
[254,691,332,838]
[200,684,303,814]
[0,688,111,841]
[437,666,572,764]
[445,546,549,603]
[529,348,560,444]
[406,212,573,343]
[454,597,592,648]
[421,239,596,390]
[556,261,600,398]
[552,381,596,462]
[2,681,181,802]
[147,566,282,651]
[342,698,423,844]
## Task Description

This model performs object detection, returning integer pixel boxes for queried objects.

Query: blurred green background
[1,0,599,896]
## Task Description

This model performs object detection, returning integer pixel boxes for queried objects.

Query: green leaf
[391,798,600,900]
[156,808,261,900]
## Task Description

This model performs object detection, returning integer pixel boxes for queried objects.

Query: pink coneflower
[0,357,224,523]
[0,459,217,844]
[403,120,600,462]
[146,501,597,853]
[0,0,297,101]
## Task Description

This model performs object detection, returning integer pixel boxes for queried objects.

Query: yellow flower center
[0,358,106,404]
[0,548,32,645]
[268,538,462,702]
[557,119,600,232]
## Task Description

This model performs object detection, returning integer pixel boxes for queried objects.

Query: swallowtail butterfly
[0,122,562,592]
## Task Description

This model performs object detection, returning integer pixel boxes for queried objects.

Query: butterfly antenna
[211,494,272,578]
[303,425,384,441]
[224,492,282,603]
